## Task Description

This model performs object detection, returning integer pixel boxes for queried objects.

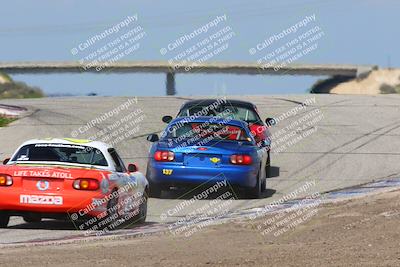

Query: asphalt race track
[1,94,399,245]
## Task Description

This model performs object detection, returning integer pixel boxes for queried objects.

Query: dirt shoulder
[1,190,400,267]
[331,69,400,94]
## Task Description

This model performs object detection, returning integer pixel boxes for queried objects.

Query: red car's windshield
[164,122,252,142]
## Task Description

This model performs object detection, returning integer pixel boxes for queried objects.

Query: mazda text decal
[20,195,64,205]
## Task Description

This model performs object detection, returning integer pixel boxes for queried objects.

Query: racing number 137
[162,169,173,175]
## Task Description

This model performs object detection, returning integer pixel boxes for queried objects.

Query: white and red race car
[0,138,148,230]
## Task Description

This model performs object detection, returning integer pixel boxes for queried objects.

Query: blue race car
[146,116,270,199]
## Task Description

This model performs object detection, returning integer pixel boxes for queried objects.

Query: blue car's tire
[149,182,162,198]
[262,152,270,192]
[265,151,271,178]
[261,177,267,192]
[247,171,262,199]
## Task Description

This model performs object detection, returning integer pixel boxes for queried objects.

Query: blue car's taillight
[230,154,252,165]
[154,151,175,162]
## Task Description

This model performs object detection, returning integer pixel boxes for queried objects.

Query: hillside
[0,72,44,99]
[312,69,400,94]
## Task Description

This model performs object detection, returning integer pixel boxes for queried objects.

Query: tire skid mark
[285,120,400,190]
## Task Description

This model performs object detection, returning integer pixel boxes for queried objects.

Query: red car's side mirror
[127,163,138,173]
[162,116,173,123]
[3,158,10,165]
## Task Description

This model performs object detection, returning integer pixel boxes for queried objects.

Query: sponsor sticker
[210,157,220,163]
[13,170,73,179]
[36,180,50,191]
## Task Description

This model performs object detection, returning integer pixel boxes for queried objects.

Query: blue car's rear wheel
[149,182,162,198]
[247,171,262,199]
[265,151,271,179]
[263,151,270,191]
[261,177,266,192]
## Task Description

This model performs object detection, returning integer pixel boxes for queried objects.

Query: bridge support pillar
[166,72,176,95]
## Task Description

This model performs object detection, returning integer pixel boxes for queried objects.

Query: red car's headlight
[0,174,13,186]
[73,178,99,190]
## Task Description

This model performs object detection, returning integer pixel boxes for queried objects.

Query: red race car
[0,138,148,229]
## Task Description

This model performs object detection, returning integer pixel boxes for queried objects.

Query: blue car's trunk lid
[157,139,255,167]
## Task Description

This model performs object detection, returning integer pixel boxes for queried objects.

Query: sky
[0,0,399,96]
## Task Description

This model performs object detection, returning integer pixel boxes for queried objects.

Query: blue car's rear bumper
[147,162,259,188]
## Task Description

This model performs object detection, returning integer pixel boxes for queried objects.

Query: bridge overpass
[0,61,377,95]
